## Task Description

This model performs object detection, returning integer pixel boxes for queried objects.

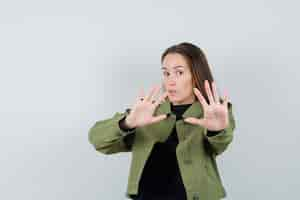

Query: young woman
[88,42,236,200]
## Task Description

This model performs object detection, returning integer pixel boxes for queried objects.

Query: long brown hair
[161,42,217,104]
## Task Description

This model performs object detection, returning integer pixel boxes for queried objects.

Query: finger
[135,87,145,103]
[183,117,205,126]
[161,90,168,102]
[145,84,158,102]
[150,114,167,124]
[150,84,161,103]
[153,91,168,107]
[205,80,215,104]
[212,81,220,104]
[222,89,229,108]
[193,87,208,108]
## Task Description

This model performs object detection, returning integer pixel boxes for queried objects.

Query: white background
[0,0,299,199]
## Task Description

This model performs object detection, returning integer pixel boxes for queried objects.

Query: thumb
[151,114,167,124]
[183,117,205,126]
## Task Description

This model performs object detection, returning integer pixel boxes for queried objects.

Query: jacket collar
[156,98,203,119]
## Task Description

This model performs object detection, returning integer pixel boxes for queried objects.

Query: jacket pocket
[203,154,222,186]
[203,157,225,197]
[204,162,219,185]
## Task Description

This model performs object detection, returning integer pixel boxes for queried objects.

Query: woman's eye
[162,71,183,76]
[163,71,169,76]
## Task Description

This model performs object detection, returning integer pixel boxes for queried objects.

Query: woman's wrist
[124,116,136,129]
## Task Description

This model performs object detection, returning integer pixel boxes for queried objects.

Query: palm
[184,80,230,131]
[130,101,159,127]
[127,84,168,128]
[202,103,228,131]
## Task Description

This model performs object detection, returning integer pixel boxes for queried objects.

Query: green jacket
[88,99,236,200]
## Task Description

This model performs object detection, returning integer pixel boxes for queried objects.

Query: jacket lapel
[156,98,204,119]
[139,99,204,142]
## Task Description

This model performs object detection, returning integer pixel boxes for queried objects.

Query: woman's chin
[167,93,177,98]
[167,95,177,100]
[168,96,181,104]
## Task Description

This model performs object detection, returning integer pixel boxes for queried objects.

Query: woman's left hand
[183,80,229,132]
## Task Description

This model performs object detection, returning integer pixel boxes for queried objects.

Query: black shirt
[133,103,192,200]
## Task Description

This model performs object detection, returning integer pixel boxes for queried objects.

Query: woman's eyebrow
[161,65,185,70]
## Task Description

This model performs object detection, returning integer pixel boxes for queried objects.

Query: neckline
[155,99,203,119]
[171,103,192,107]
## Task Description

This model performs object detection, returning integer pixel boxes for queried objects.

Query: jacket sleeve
[203,102,236,156]
[88,109,136,155]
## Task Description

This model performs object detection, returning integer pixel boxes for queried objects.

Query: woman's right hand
[124,84,169,129]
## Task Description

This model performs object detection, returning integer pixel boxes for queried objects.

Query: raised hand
[124,84,168,128]
[183,80,229,132]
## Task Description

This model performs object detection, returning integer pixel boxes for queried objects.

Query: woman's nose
[167,73,177,82]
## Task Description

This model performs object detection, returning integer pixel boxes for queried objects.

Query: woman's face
[161,53,196,105]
